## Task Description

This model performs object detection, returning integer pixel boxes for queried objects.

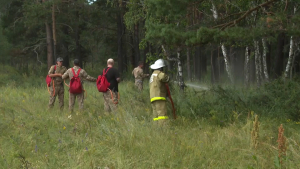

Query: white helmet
[150,59,166,69]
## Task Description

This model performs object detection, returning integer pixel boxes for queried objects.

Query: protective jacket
[149,70,170,102]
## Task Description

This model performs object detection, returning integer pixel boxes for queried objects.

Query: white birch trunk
[244,46,250,86]
[262,38,269,82]
[211,3,234,83]
[162,45,185,90]
[291,42,300,78]
[284,36,294,79]
[177,48,185,90]
[254,40,261,86]
[221,44,234,83]
[284,6,297,79]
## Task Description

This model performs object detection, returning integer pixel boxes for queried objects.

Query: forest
[1,0,300,168]
[1,0,300,86]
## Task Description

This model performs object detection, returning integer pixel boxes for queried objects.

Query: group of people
[48,57,170,125]
[48,58,120,113]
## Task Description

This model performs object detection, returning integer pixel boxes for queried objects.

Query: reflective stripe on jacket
[153,116,169,121]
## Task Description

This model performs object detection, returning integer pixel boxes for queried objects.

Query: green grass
[1,79,300,168]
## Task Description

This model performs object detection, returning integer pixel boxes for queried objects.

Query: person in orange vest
[132,61,149,91]
[149,59,170,126]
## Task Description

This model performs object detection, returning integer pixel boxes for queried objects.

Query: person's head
[107,58,114,67]
[150,59,166,71]
[56,57,63,66]
[73,59,80,66]
[138,61,144,68]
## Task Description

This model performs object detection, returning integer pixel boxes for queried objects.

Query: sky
[88,0,96,4]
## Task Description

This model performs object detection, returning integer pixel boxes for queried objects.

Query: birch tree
[211,3,234,83]
[284,6,297,79]
[162,45,185,91]
[254,40,262,86]
[262,38,269,82]
[244,46,250,86]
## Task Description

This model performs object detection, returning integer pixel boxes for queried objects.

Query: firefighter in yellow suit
[149,59,170,126]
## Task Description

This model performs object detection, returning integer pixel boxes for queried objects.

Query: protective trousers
[69,92,84,112]
[151,100,168,126]
[48,85,64,110]
[103,91,118,113]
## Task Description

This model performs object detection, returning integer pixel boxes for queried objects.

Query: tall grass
[0,70,300,168]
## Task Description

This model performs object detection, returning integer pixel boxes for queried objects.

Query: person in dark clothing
[102,58,121,113]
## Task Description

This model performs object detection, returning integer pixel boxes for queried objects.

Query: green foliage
[123,0,145,31]
[174,79,300,127]
[1,79,300,168]
[0,25,12,63]
[0,64,21,86]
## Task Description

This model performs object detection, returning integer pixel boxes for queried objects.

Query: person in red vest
[48,57,67,110]
[62,59,97,112]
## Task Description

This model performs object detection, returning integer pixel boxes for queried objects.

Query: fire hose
[165,83,176,119]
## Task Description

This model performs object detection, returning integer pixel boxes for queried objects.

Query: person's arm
[140,69,149,78]
[49,74,62,77]
[48,66,62,77]
[61,70,69,80]
[115,69,121,83]
[158,72,170,83]
[81,70,97,82]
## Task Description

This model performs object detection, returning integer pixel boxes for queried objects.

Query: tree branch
[211,0,277,30]
[161,45,179,62]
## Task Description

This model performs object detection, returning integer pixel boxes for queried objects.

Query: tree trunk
[200,47,207,80]
[134,23,140,66]
[187,47,191,81]
[266,42,271,76]
[284,36,294,79]
[218,46,224,81]
[46,23,54,69]
[290,45,296,79]
[193,47,196,81]
[130,34,135,68]
[274,32,285,77]
[221,44,234,83]
[284,6,297,79]
[162,45,185,89]
[117,10,124,72]
[52,4,57,62]
[62,26,70,68]
[75,6,82,67]
[244,46,250,87]
[211,47,219,84]
[195,47,201,80]
[262,38,269,82]
[177,48,185,91]
[211,3,233,83]
[254,40,261,86]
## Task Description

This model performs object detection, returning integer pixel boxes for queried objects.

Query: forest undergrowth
[0,69,300,168]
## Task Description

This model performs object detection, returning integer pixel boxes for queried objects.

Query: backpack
[96,67,111,92]
[46,65,56,87]
[69,68,83,94]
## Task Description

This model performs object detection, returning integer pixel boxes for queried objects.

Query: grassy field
[1,79,300,168]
